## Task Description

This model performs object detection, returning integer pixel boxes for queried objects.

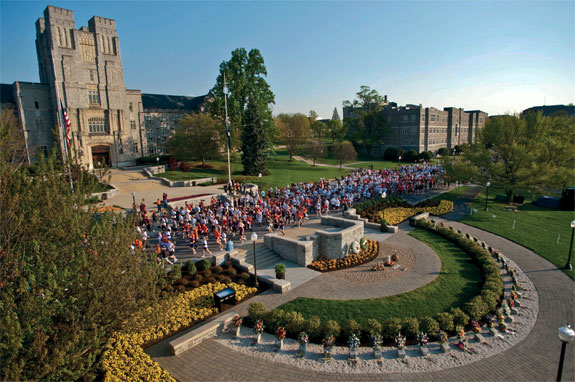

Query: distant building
[0,6,209,168]
[522,104,575,117]
[343,98,487,156]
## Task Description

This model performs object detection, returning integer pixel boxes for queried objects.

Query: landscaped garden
[242,223,505,347]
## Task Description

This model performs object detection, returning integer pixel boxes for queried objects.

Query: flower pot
[235,326,241,337]
[489,327,497,336]
[396,348,406,358]
[275,339,284,350]
[275,272,285,280]
[299,343,307,354]
[252,333,262,345]
[440,342,450,353]
[419,345,429,356]
[373,348,382,359]
[349,349,358,359]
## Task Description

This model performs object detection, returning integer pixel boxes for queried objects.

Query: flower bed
[357,198,454,226]
[102,282,257,382]
[308,239,378,272]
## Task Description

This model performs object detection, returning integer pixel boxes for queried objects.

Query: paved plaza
[102,169,574,381]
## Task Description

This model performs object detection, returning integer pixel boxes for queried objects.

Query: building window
[133,142,139,153]
[35,119,43,131]
[38,145,49,157]
[89,70,95,82]
[35,101,39,109]
[129,103,133,112]
[411,115,416,123]
[88,117,108,133]
[421,115,425,121]
[431,115,435,122]
[130,120,136,129]
[402,115,408,123]
[88,90,100,105]
[149,146,156,155]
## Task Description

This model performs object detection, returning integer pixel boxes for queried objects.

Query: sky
[1,0,573,118]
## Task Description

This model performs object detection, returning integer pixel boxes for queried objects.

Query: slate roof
[141,93,208,111]
[523,105,574,117]
[0,83,15,104]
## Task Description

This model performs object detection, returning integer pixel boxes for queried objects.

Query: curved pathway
[149,205,574,381]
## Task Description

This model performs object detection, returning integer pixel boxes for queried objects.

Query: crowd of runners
[133,163,447,265]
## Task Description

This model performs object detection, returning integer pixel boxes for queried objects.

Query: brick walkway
[148,196,575,381]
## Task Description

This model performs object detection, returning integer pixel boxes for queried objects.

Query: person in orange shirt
[214,228,223,250]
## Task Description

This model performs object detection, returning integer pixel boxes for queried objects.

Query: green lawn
[429,185,472,202]
[462,188,575,279]
[277,229,482,326]
[161,157,350,189]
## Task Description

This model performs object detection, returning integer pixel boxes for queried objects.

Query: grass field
[429,185,473,202]
[160,156,350,189]
[277,229,483,326]
[462,187,575,279]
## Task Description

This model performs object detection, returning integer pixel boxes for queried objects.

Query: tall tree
[442,113,575,200]
[0,116,163,380]
[311,120,327,141]
[331,107,341,121]
[343,86,389,157]
[276,113,311,161]
[241,96,268,175]
[327,119,347,143]
[308,110,318,125]
[166,113,221,165]
[333,140,357,170]
[306,139,327,166]
[208,48,276,149]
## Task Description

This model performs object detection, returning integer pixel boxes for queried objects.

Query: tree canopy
[0,115,162,380]
[208,48,276,149]
[241,96,268,175]
[166,113,222,165]
[442,112,575,199]
[343,86,389,157]
[276,113,311,161]
[333,140,357,170]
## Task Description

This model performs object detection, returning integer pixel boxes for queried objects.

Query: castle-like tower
[32,5,145,167]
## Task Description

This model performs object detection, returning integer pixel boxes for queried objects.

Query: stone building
[343,99,487,156]
[0,6,208,168]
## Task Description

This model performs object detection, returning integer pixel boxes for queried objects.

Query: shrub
[180,161,192,172]
[437,147,449,156]
[212,266,223,274]
[322,320,342,337]
[190,280,200,288]
[383,147,399,161]
[185,260,197,275]
[227,268,237,276]
[451,307,470,327]
[284,311,306,335]
[274,263,287,274]
[364,318,383,338]
[204,277,216,284]
[403,150,419,163]
[199,259,212,271]
[195,273,203,281]
[402,318,420,339]
[343,319,362,338]
[481,290,499,312]
[203,270,212,278]
[419,316,440,337]
[248,303,267,324]
[304,316,322,340]
[215,275,226,282]
[221,276,232,284]
[465,296,489,320]
[265,309,286,332]
[435,312,455,332]
[170,265,182,281]
[418,151,432,161]
[382,318,402,339]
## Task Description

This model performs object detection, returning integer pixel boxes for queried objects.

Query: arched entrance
[92,145,111,167]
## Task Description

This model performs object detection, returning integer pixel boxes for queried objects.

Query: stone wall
[264,233,314,266]
[318,216,364,259]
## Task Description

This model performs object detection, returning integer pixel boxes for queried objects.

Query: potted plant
[275,326,286,350]
[274,263,286,280]
[371,334,383,359]
[297,330,309,358]
[348,333,360,359]
[232,314,243,337]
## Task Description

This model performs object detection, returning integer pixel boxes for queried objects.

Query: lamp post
[131,191,136,205]
[398,155,402,164]
[224,73,232,191]
[484,181,491,211]
[565,220,575,270]
[250,232,259,288]
[556,324,575,381]
[156,156,160,166]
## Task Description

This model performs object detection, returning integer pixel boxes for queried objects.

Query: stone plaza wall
[318,216,364,260]
[264,216,364,266]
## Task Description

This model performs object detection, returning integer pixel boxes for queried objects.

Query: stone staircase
[231,243,321,293]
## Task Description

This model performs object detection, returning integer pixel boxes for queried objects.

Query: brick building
[343,100,487,156]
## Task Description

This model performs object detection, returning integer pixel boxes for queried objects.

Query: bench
[409,212,429,226]
[503,205,518,212]
[169,311,237,356]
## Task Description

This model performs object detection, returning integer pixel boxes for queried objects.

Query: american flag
[60,101,71,147]
[225,117,231,149]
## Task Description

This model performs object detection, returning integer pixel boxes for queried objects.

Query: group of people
[134,163,447,265]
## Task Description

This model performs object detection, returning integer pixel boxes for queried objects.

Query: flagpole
[224,73,232,191]
[50,50,74,192]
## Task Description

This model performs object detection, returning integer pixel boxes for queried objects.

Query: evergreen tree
[241,97,268,175]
